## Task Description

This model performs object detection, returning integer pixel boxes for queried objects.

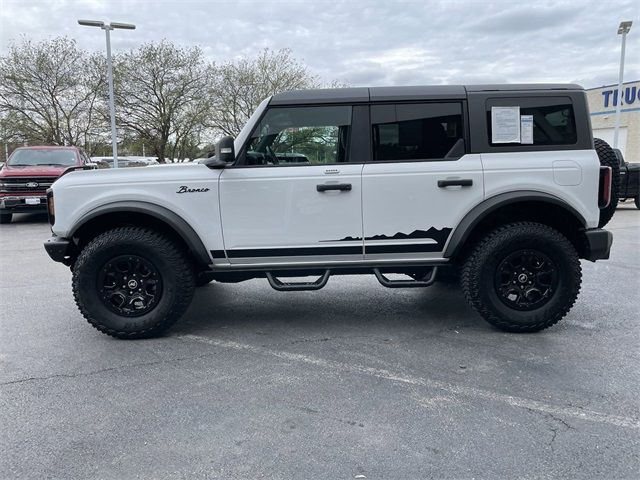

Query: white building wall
[586,80,640,163]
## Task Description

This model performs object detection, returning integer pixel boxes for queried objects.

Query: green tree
[113,40,212,162]
[0,36,107,149]
[209,48,320,137]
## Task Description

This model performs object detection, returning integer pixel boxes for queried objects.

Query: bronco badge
[177,186,210,194]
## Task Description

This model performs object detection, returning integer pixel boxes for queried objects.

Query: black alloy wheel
[98,255,163,317]
[494,249,558,311]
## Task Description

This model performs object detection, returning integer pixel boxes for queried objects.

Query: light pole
[78,20,135,168]
[613,20,632,149]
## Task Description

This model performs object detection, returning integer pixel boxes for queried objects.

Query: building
[586,80,639,163]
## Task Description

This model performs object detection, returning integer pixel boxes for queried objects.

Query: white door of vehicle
[219,105,364,265]
[362,102,484,261]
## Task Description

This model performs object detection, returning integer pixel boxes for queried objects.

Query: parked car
[0,146,92,224]
[613,148,640,209]
[44,84,614,339]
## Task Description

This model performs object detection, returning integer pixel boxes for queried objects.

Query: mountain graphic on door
[322,227,452,247]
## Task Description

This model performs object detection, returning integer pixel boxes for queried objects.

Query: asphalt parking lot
[1,207,639,479]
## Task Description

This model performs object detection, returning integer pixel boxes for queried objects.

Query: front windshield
[9,149,78,166]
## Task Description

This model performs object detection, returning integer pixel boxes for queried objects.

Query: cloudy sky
[1,0,638,89]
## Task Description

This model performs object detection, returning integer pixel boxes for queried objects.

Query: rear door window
[370,103,464,161]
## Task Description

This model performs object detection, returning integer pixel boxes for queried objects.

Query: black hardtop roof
[270,84,584,105]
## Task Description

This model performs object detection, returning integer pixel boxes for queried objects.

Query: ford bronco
[44,84,615,338]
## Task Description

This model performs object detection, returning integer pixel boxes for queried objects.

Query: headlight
[46,189,55,225]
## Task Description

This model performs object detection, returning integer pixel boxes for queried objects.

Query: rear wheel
[593,138,620,227]
[72,227,195,339]
[0,213,12,224]
[461,222,581,332]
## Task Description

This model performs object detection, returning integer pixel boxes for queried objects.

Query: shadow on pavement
[173,278,479,337]
[5,212,49,224]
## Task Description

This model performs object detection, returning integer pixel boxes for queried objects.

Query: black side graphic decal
[219,228,453,259]
[224,245,362,258]
[322,228,452,246]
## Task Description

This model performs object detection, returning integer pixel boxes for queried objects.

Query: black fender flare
[443,191,587,258]
[69,201,212,266]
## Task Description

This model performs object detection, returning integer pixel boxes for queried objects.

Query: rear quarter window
[486,96,577,146]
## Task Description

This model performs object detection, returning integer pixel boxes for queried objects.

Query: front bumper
[0,195,48,213]
[44,235,75,265]
[583,228,613,262]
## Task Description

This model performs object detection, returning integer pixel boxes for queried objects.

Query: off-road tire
[72,227,195,339]
[594,137,620,227]
[461,222,581,332]
[0,213,12,224]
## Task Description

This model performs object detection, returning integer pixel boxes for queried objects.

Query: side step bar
[265,267,438,291]
[373,267,438,288]
[266,270,331,291]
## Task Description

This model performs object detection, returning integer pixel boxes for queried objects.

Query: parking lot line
[180,334,640,430]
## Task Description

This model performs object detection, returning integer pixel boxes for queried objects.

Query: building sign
[601,85,639,108]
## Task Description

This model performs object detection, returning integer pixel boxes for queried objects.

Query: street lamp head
[78,19,136,30]
[78,19,105,28]
[618,21,632,35]
[110,22,136,30]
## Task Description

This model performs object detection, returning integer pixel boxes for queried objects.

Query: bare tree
[114,40,212,162]
[0,36,107,148]
[209,48,320,137]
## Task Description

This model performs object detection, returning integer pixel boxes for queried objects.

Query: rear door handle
[317,183,352,192]
[437,179,473,188]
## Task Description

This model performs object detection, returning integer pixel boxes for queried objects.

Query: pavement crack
[526,407,574,450]
[286,337,333,346]
[289,404,365,428]
[0,352,220,387]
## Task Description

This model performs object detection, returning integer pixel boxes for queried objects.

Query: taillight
[46,189,55,225]
[598,166,612,209]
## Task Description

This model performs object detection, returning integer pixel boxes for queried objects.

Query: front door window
[242,106,352,166]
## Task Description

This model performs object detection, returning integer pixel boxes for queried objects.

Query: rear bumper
[583,228,613,262]
[44,235,74,265]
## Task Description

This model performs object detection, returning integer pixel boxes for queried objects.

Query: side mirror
[84,162,98,169]
[204,136,235,169]
[216,135,236,164]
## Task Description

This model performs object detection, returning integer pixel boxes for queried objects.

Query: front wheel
[72,227,196,339]
[461,222,581,332]
[0,213,12,224]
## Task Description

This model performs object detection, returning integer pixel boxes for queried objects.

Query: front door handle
[317,183,352,192]
[437,179,473,188]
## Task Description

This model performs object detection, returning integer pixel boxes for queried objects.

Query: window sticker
[520,115,534,144]
[491,106,521,143]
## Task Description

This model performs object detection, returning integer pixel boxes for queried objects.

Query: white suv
[44,84,615,338]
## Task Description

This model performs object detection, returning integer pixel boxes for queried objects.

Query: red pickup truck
[0,146,92,224]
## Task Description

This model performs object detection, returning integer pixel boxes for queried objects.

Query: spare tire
[593,138,620,228]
